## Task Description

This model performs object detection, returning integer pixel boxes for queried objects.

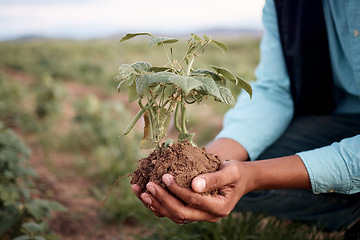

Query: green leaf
[0,185,20,204]
[148,72,174,83]
[191,74,221,99]
[192,69,222,81]
[21,222,46,233]
[131,62,152,73]
[211,40,228,53]
[178,132,195,143]
[120,33,153,42]
[44,201,66,212]
[114,64,136,82]
[116,80,125,93]
[128,80,139,102]
[215,82,236,107]
[135,74,151,96]
[168,75,203,94]
[0,205,21,236]
[148,36,178,47]
[147,66,172,73]
[236,75,253,98]
[191,33,202,42]
[24,204,42,221]
[210,65,237,84]
[25,199,66,222]
[149,72,203,94]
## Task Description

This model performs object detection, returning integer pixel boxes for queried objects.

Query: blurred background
[0,1,344,240]
[0,0,264,41]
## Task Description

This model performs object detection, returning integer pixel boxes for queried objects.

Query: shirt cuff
[297,144,352,194]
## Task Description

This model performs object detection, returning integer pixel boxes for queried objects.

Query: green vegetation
[0,123,65,239]
[0,37,343,239]
[137,212,338,240]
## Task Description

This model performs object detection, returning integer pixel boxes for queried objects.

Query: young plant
[0,123,65,239]
[114,33,252,149]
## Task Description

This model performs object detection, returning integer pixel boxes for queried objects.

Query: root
[100,173,132,208]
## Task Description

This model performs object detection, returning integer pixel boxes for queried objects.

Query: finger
[192,161,239,193]
[143,184,185,222]
[147,182,221,223]
[132,184,154,210]
[163,174,235,217]
[131,184,142,198]
[140,192,165,218]
[150,206,165,218]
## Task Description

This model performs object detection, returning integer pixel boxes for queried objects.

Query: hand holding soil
[132,145,311,224]
[130,140,221,195]
[132,159,250,224]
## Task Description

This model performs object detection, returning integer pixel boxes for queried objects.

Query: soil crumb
[131,140,221,195]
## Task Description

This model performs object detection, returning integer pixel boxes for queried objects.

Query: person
[132,0,360,238]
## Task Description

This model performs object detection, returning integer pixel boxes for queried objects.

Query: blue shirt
[216,0,360,194]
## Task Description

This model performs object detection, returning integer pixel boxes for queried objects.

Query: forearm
[244,155,311,192]
[206,138,249,162]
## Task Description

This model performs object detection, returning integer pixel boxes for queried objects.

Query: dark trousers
[235,114,360,232]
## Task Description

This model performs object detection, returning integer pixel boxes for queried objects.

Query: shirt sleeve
[215,0,294,160]
[298,135,360,194]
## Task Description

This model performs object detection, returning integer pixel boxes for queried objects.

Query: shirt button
[354,29,360,37]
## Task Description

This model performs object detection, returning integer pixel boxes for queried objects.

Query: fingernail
[194,177,206,192]
[162,174,171,186]
[141,193,152,206]
[131,184,139,193]
[147,184,156,196]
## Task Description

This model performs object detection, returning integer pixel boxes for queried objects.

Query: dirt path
[29,144,120,239]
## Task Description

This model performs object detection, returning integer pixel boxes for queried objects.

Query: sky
[0,0,265,41]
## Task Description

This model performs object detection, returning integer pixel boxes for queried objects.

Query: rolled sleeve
[298,135,360,194]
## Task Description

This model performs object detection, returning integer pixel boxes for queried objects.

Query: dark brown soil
[130,140,221,195]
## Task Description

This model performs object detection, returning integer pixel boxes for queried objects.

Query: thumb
[192,161,238,193]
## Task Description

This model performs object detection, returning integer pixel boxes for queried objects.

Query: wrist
[244,155,311,192]
[206,138,249,162]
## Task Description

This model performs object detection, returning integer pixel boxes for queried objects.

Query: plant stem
[174,101,182,132]
[148,107,160,149]
[161,43,171,63]
[186,55,195,76]
[180,95,188,133]
[161,43,178,70]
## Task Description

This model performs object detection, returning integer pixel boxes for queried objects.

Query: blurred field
[0,35,344,239]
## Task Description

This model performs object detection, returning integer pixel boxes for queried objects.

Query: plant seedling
[115,33,252,150]
[112,33,253,196]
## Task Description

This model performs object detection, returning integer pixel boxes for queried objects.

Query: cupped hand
[131,160,252,224]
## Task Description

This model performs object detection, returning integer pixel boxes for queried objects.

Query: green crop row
[0,123,66,239]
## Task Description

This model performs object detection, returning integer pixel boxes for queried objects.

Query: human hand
[132,160,252,224]
[131,154,310,224]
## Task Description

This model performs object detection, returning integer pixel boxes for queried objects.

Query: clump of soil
[130,140,222,195]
